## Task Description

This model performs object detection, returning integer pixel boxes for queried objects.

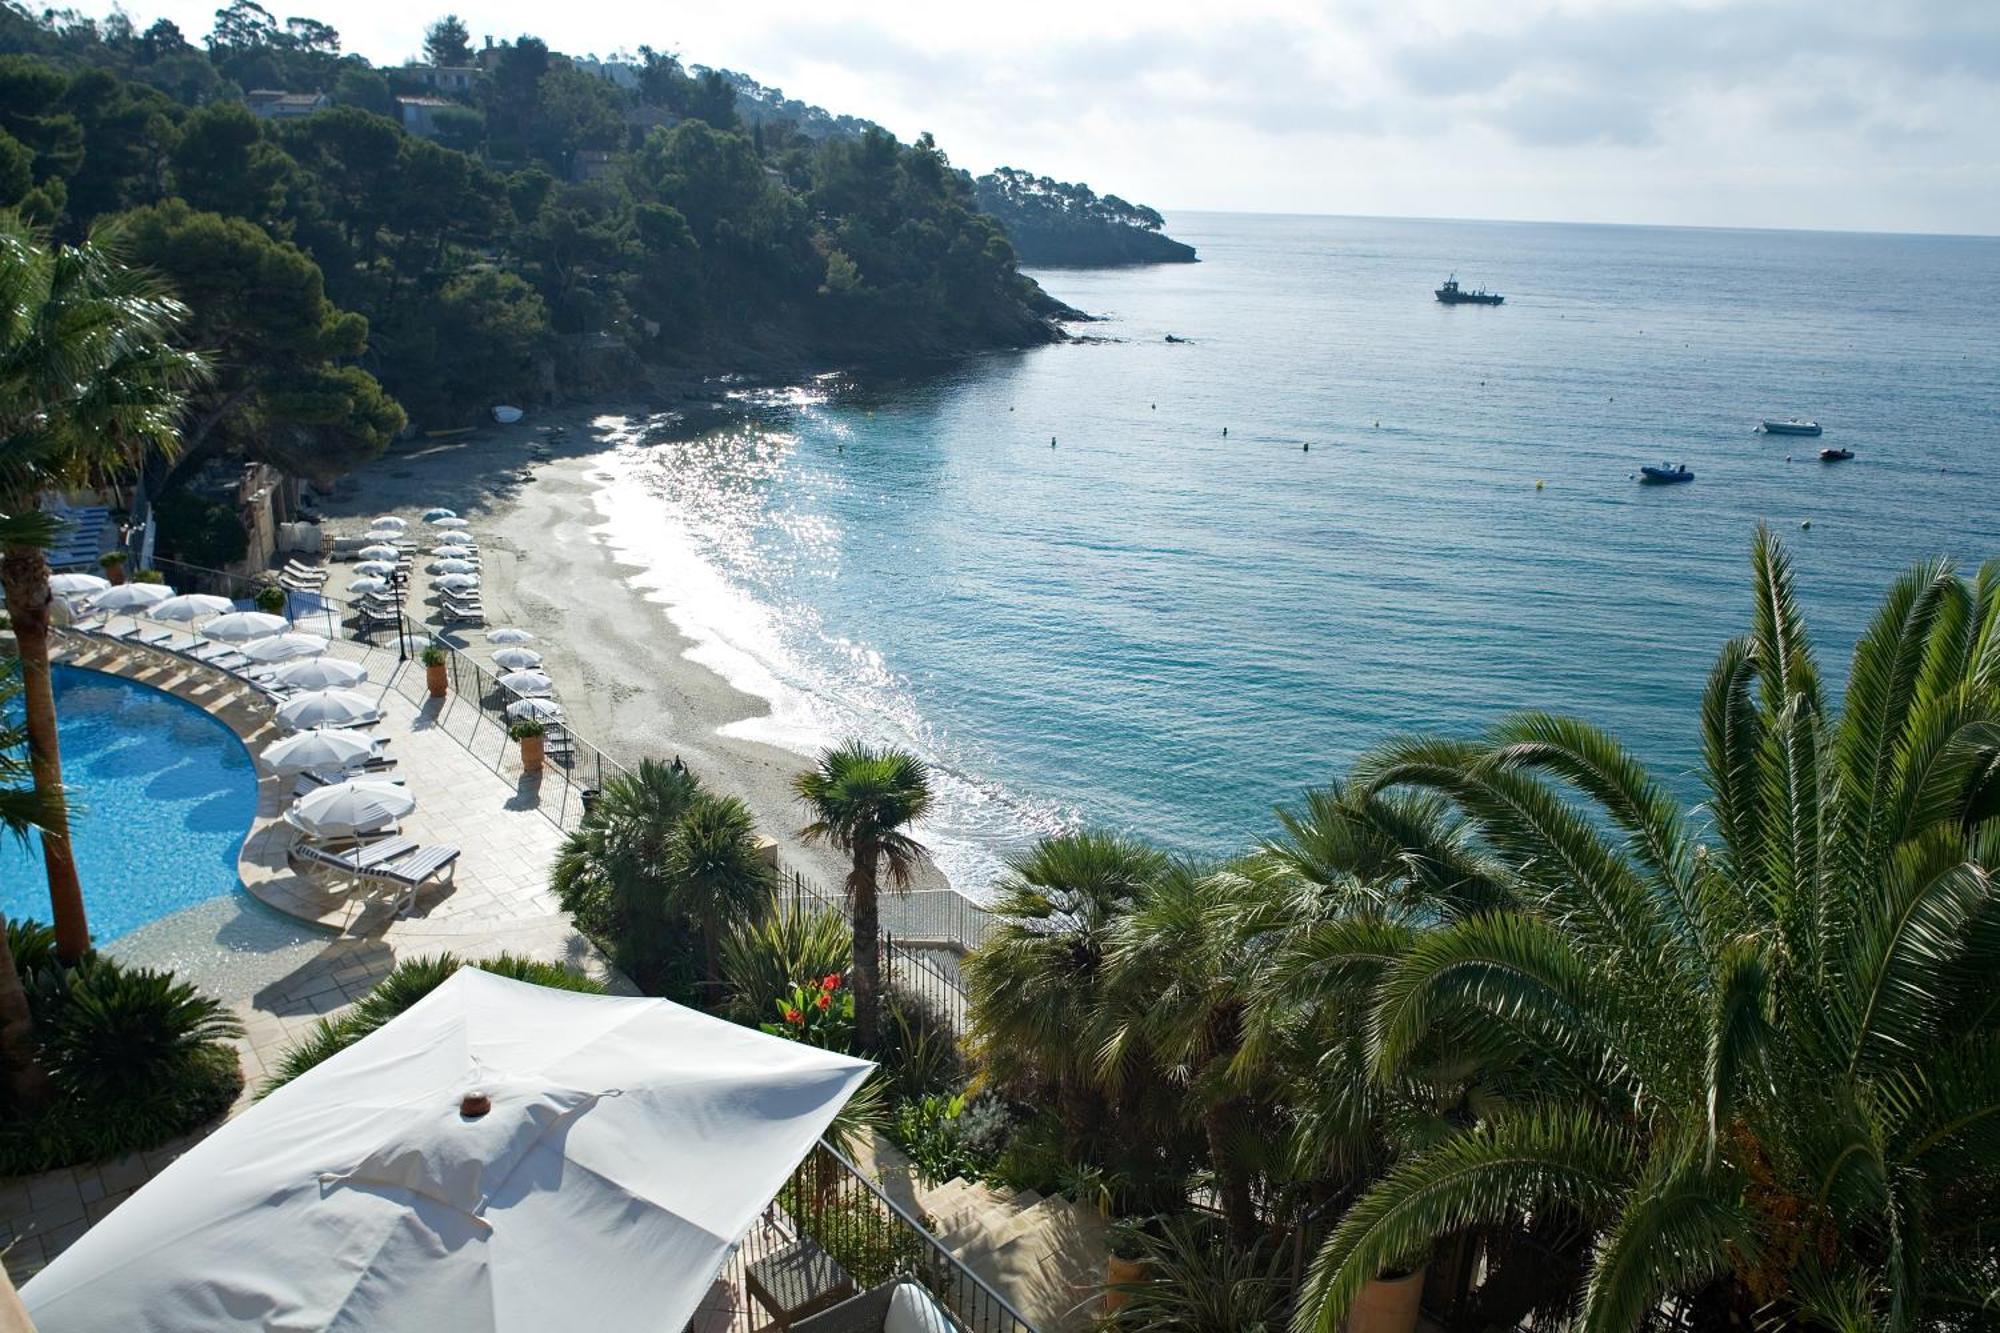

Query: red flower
[783,1007,803,1024]
[820,974,842,991]
[815,993,832,1011]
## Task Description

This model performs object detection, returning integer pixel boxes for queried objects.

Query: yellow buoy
[1536,480,1546,490]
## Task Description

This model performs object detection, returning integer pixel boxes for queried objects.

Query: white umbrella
[48,573,109,598]
[239,633,332,665]
[358,544,401,562]
[495,670,553,697]
[347,576,389,596]
[434,529,474,546]
[353,560,397,577]
[433,558,477,575]
[485,627,535,645]
[504,697,563,722]
[422,506,456,521]
[490,647,542,671]
[435,573,480,592]
[202,611,289,643]
[147,593,235,623]
[277,688,380,731]
[432,541,475,557]
[20,969,871,1333]
[369,515,409,531]
[270,657,369,690]
[285,778,415,839]
[431,516,470,529]
[91,583,176,611]
[261,727,377,775]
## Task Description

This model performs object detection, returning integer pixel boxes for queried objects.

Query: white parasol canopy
[434,529,474,545]
[270,657,369,691]
[146,593,235,623]
[260,727,377,775]
[422,507,456,521]
[21,969,872,1333]
[285,778,415,838]
[91,583,175,611]
[347,576,389,596]
[495,670,553,697]
[202,610,288,642]
[369,515,409,531]
[239,633,332,665]
[435,573,480,592]
[353,559,397,577]
[490,647,542,671]
[433,558,477,575]
[485,627,534,644]
[504,697,562,722]
[431,516,470,529]
[48,573,109,598]
[277,687,381,731]
[358,544,401,562]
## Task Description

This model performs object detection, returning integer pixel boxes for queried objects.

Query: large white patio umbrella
[147,593,235,623]
[91,583,175,611]
[285,778,415,839]
[435,527,473,542]
[358,544,401,562]
[21,970,872,1332]
[261,727,377,775]
[48,573,109,598]
[202,610,288,642]
[422,506,456,521]
[490,647,542,671]
[239,632,332,665]
[435,573,480,593]
[347,576,390,597]
[369,515,409,531]
[270,657,369,690]
[431,515,470,528]
[504,697,562,722]
[353,559,397,577]
[433,558,478,575]
[277,688,380,731]
[495,670,552,697]
[485,627,534,645]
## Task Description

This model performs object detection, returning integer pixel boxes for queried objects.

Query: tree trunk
[1204,1100,1257,1250]
[0,916,51,1111]
[0,546,89,963]
[848,841,881,1054]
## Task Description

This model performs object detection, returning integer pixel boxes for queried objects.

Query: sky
[90,0,2000,235]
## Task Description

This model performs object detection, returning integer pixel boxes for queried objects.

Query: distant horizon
[1151,208,2000,244]
[70,0,2000,238]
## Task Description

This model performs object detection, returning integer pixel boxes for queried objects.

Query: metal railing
[703,1140,1039,1332]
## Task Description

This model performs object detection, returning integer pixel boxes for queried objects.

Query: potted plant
[509,717,545,772]
[421,644,449,698]
[1349,1263,1428,1333]
[254,583,287,616]
[1103,1218,1153,1316]
[97,549,129,585]
[131,568,165,585]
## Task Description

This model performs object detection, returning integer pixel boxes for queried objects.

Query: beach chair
[282,560,328,583]
[96,621,139,642]
[366,844,461,917]
[287,762,399,800]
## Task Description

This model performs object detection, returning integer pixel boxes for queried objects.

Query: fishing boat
[1819,447,1854,462]
[1761,418,1822,437]
[1639,463,1694,485]
[1435,275,1504,306]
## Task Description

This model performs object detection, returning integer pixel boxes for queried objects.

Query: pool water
[3,665,259,946]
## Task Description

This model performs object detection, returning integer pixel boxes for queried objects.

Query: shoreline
[312,402,958,898]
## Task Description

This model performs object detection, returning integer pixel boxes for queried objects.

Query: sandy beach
[311,405,954,897]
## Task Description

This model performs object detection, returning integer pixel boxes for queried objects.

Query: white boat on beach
[492,405,525,424]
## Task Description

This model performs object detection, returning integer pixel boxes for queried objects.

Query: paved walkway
[4,628,620,1285]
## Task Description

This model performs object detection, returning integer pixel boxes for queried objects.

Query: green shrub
[152,490,249,568]
[264,953,605,1094]
[774,1158,929,1289]
[420,645,447,667]
[508,718,545,739]
[721,903,851,1023]
[1106,1214,1292,1331]
[877,989,963,1102]
[131,568,165,585]
[0,948,244,1175]
[888,1091,1008,1185]
[253,584,287,614]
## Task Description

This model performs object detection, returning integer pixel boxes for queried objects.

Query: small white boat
[1761,418,1821,437]
[492,405,524,425]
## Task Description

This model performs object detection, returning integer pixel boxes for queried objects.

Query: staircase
[854,1136,1109,1332]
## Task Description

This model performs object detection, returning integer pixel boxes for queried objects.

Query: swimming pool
[3,664,259,945]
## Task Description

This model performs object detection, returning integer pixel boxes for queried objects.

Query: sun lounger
[96,621,139,642]
[282,560,327,582]
[294,839,459,927]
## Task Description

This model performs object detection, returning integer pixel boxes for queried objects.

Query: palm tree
[793,742,932,1052]
[964,830,1167,1153]
[550,758,701,988]
[1294,529,2000,1332]
[665,789,775,1002]
[0,216,207,962]
[1,654,57,1111]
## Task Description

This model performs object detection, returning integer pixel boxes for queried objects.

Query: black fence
[697,1140,1037,1333]
[776,868,973,1033]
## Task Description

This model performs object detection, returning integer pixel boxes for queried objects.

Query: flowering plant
[760,973,854,1050]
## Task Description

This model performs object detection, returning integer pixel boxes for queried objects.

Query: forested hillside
[974,167,1195,266]
[0,3,1073,495]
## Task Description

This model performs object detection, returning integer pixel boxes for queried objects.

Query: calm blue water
[3,665,258,944]
[603,214,2000,891]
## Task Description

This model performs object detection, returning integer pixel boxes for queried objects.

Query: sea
[593,213,2000,894]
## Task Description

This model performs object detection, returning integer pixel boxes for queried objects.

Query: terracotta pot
[1347,1267,1425,1333]
[103,560,127,586]
[519,733,544,772]
[425,662,448,697]
[1103,1254,1147,1315]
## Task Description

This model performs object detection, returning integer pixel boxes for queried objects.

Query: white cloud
[91,0,2000,233]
